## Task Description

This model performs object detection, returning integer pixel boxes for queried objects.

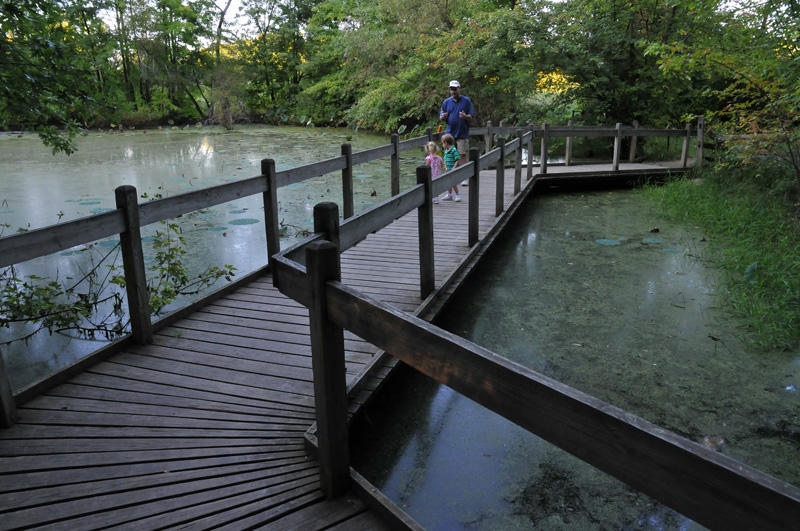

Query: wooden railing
[269,129,799,529]
[0,121,699,427]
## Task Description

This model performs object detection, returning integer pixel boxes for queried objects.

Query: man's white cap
[449,80,461,88]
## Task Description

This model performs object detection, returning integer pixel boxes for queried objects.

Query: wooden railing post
[340,144,354,219]
[514,129,523,195]
[261,159,281,287]
[0,350,15,427]
[565,119,573,166]
[416,166,435,299]
[527,124,535,180]
[484,120,493,153]
[540,124,549,175]
[681,123,691,168]
[496,135,505,216]
[696,116,704,169]
[629,119,639,162]
[468,147,481,247]
[305,239,350,499]
[391,133,400,196]
[612,122,622,171]
[114,185,152,344]
[313,202,341,251]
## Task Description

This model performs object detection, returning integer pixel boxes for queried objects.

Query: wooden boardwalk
[0,162,683,529]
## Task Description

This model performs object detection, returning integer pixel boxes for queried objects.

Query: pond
[0,125,424,391]
[351,189,800,530]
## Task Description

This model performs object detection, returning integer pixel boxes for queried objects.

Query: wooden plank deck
[0,161,683,529]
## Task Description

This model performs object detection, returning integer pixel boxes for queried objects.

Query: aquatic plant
[643,171,800,350]
[0,221,235,345]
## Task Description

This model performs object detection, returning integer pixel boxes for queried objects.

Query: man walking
[440,80,474,169]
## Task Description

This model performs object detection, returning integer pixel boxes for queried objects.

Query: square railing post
[612,122,622,171]
[540,124,549,175]
[391,134,400,196]
[565,119,573,166]
[0,351,15,427]
[468,147,481,247]
[313,202,340,251]
[681,123,691,168]
[527,124,535,181]
[305,238,350,499]
[341,144,354,219]
[629,119,639,162]
[261,159,281,286]
[416,166,435,298]
[484,120,493,154]
[496,136,505,216]
[514,129,523,195]
[115,185,152,344]
[696,116,705,168]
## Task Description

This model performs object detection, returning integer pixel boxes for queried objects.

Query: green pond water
[351,189,800,530]
[0,125,424,391]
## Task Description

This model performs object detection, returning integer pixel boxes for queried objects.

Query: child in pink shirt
[425,141,444,204]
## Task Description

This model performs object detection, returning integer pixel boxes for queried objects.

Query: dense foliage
[2,1,796,139]
[2,0,798,347]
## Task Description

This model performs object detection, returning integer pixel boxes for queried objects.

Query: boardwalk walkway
[0,162,683,529]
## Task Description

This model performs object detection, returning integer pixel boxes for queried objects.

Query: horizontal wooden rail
[339,185,426,251]
[432,163,473,196]
[272,254,311,307]
[503,137,521,152]
[139,175,268,226]
[480,147,502,169]
[0,211,125,268]
[276,156,348,188]
[351,144,394,165]
[398,136,430,151]
[320,279,800,530]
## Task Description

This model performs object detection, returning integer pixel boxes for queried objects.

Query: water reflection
[352,189,799,529]
[0,125,423,390]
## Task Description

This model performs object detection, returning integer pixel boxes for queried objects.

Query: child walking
[424,141,444,204]
[440,134,461,202]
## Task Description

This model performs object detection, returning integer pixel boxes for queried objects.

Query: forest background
[1,0,799,349]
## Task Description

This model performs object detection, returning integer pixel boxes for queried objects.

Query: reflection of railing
[0,121,700,428]
[271,141,799,528]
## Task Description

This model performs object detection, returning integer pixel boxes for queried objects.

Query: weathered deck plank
[0,163,669,528]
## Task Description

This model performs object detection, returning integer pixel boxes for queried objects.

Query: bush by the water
[644,159,800,351]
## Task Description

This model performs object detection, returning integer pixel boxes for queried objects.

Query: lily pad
[208,226,228,231]
[596,239,621,246]
[229,218,260,225]
[642,237,662,244]
[79,201,101,206]
[229,209,248,214]
[98,239,119,247]
[662,248,679,254]
[90,207,114,214]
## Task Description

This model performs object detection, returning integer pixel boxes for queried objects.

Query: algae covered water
[351,189,800,529]
[0,125,422,391]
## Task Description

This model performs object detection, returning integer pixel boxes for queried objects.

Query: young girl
[440,134,461,202]
[424,141,444,204]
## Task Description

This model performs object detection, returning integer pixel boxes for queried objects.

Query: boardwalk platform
[0,162,685,529]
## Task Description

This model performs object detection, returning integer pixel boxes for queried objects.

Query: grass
[642,172,800,351]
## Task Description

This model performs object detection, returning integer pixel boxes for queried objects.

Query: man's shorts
[456,138,469,160]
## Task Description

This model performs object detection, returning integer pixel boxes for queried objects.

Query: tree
[1,0,116,153]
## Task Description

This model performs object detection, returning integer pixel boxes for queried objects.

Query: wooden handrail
[0,210,125,268]
[320,277,800,529]
[339,185,425,251]
[275,231,800,526]
[0,119,700,415]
